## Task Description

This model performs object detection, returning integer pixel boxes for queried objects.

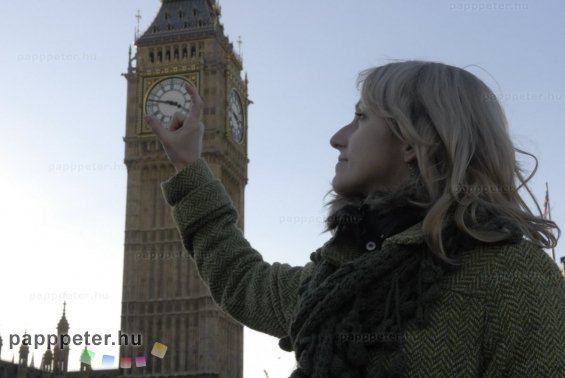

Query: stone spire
[18,332,29,367]
[41,347,53,372]
[57,302,69,333]
[53,303,69,374]
[136,0,222,46]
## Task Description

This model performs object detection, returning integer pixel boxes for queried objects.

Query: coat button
[365,241,376,251]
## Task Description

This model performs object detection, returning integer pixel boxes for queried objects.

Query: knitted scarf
[278,187,523,378]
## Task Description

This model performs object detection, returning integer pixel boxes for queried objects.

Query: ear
[402,144,416,163]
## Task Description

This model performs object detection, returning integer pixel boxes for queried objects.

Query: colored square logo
[120,357,132,369]
[135,355,147,367]
[102,355,115,367]
[80,349,95,365]
[151,342,168,359]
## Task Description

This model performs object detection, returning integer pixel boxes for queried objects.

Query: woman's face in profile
[330,100,412,197]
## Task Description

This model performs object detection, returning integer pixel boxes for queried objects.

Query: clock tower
[121,0,248,376]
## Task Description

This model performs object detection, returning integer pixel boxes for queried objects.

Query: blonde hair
[324,60,559,263]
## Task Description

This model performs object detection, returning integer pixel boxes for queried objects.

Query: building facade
[120,0,249,377]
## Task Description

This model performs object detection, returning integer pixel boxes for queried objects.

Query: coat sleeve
[481,242,565,377]
[160,158,315,338]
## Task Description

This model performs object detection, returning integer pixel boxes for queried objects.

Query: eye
[354,112,366,120]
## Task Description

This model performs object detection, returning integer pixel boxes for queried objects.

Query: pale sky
[0,1,563,377]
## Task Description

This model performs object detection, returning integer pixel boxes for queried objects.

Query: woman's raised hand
[145,83,205,172]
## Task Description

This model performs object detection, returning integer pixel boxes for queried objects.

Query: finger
[185,83,204,119]
[145,115,165,139]
[170,111,186,132]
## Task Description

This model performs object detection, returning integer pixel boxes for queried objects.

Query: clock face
[145,77,193,129]
[228,89,244,144]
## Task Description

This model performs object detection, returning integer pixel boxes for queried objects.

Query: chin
[331,177,344,195]
[332,180,359,198]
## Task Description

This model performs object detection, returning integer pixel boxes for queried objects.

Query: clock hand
[232,112,241,123]
[147,99,183,109]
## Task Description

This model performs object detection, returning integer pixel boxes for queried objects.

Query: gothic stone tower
[53,303,70,375]
[120,0,249,376]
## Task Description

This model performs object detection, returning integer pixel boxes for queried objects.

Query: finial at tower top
[236,35,244,63]
[135,10,142,40]
[237,36,243,55]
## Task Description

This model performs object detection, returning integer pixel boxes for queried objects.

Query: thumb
[145,115,166,141]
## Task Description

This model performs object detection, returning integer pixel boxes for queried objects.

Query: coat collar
[321,220,425,267]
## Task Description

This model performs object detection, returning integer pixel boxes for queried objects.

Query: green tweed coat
[160,158,565,377]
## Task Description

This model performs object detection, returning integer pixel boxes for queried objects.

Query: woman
[146,60,565,377]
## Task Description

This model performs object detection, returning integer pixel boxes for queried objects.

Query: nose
[330,120,353,150]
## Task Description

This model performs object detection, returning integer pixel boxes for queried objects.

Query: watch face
[228,89,244,143]
[145,77,193,128]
